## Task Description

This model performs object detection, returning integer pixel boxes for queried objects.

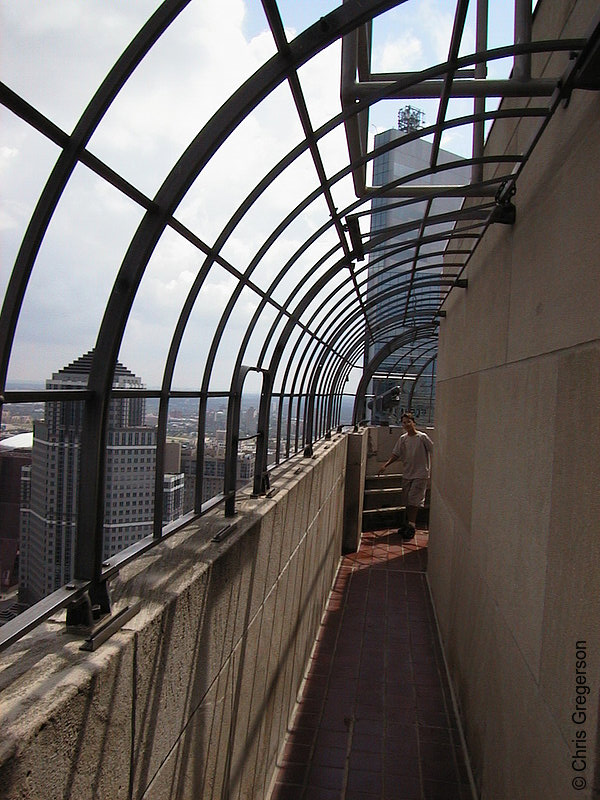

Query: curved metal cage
[1,0,599,646]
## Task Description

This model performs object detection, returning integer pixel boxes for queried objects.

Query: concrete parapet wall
[0,435,348,800]
[342,428,368,552]
[429,1,600,798]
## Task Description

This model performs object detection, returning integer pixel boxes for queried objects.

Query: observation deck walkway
[269,528,473,800]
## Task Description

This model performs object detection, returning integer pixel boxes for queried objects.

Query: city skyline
[19,351,161,603]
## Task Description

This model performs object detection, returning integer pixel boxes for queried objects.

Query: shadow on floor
[268,529,474,800]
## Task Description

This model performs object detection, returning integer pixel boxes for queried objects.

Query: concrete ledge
[0,434,348,800]
[342,428,368,552]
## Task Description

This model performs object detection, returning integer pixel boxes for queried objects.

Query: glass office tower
[367,117,469,423]
[19,352,157,603]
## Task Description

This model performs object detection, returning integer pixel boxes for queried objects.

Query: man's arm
[378,452,399,475]
[379,436,404,474]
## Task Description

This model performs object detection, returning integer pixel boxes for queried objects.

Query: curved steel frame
[1,0,599,649]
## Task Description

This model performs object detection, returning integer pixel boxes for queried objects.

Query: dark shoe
[398,524,415,540]
[403,526,416,540]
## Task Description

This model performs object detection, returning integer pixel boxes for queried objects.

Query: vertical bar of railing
[284,393,293,458]
[321,350,346,436]
[195,392,208,513]
[353,386,367,428]
[274,393,284,464]
[315,393,323,441]
[319,352,338,438]
[303,393,313,456]
[303,354,326,456]
[294,394,302,455]
[223,415,240,517]
[285,393,294,458]
[153,391,169,537]
[224,371,247,517]
[76,389,111,614]
[253,370,273,496]
[225,366,272,516]
[328,361,351,434]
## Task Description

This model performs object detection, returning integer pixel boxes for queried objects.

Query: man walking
[378,412,433,540]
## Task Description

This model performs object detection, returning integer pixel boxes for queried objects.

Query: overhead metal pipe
[366,184,497,197]
[430,0,470,168]
[351,77,554,99]
[514,0,532,82]
[473,0,489,184]
[341,26,368,195]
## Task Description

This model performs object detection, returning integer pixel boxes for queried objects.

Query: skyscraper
[19,352,159,603]
[0,436,31,591]
[368,114,470,422]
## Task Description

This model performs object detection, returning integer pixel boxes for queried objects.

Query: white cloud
[0,145,19,172]
[2,0,490,388]
[419,0,456,63]
[374,33,424,73]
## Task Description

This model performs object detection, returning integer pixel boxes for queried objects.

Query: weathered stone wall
[428,1,600,798]
[0,435,348,800]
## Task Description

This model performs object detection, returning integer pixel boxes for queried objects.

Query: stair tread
[361,505,407,532]
[362,505,405,514]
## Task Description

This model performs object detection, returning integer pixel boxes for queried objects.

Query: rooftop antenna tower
[398,105,425,133]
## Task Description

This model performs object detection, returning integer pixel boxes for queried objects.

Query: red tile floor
[268,528,474,800]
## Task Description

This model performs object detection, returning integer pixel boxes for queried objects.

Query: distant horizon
[4,380,358,406]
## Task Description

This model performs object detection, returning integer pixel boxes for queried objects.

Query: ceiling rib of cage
[1,0,599,415]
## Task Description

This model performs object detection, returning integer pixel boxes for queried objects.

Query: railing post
[225,366,273,515]
[224,368,248,517]
[253,370,273,497]
[73,388,112,624]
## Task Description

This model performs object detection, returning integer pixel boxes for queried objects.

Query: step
[365,473,403,491]
[363,486,403,510]
[362,505,407,532]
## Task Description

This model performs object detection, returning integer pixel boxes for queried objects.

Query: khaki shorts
[402,477,428,508]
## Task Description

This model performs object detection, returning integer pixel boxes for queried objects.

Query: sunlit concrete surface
[429,1,600,797]
[1,0,599,798]
[0,437,348,800]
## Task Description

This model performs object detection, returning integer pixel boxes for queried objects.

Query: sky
[0,0,522,391]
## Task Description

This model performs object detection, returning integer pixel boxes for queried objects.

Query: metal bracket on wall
[79,602,142,652]
[491,179,517,224]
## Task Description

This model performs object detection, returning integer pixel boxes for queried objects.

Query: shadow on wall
[0,437,348,800]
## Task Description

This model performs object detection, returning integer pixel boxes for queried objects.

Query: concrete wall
[342,428,368,552]
[428,1,600,798]
[0,434,348,800]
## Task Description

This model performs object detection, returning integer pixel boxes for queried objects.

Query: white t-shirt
[392,430,433,479]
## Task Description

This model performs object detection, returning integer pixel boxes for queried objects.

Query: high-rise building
[0,435,31,590]
[368,115,470,422]
[162,442,184,524]
[19,352,158,603]
[180,443,255,513]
